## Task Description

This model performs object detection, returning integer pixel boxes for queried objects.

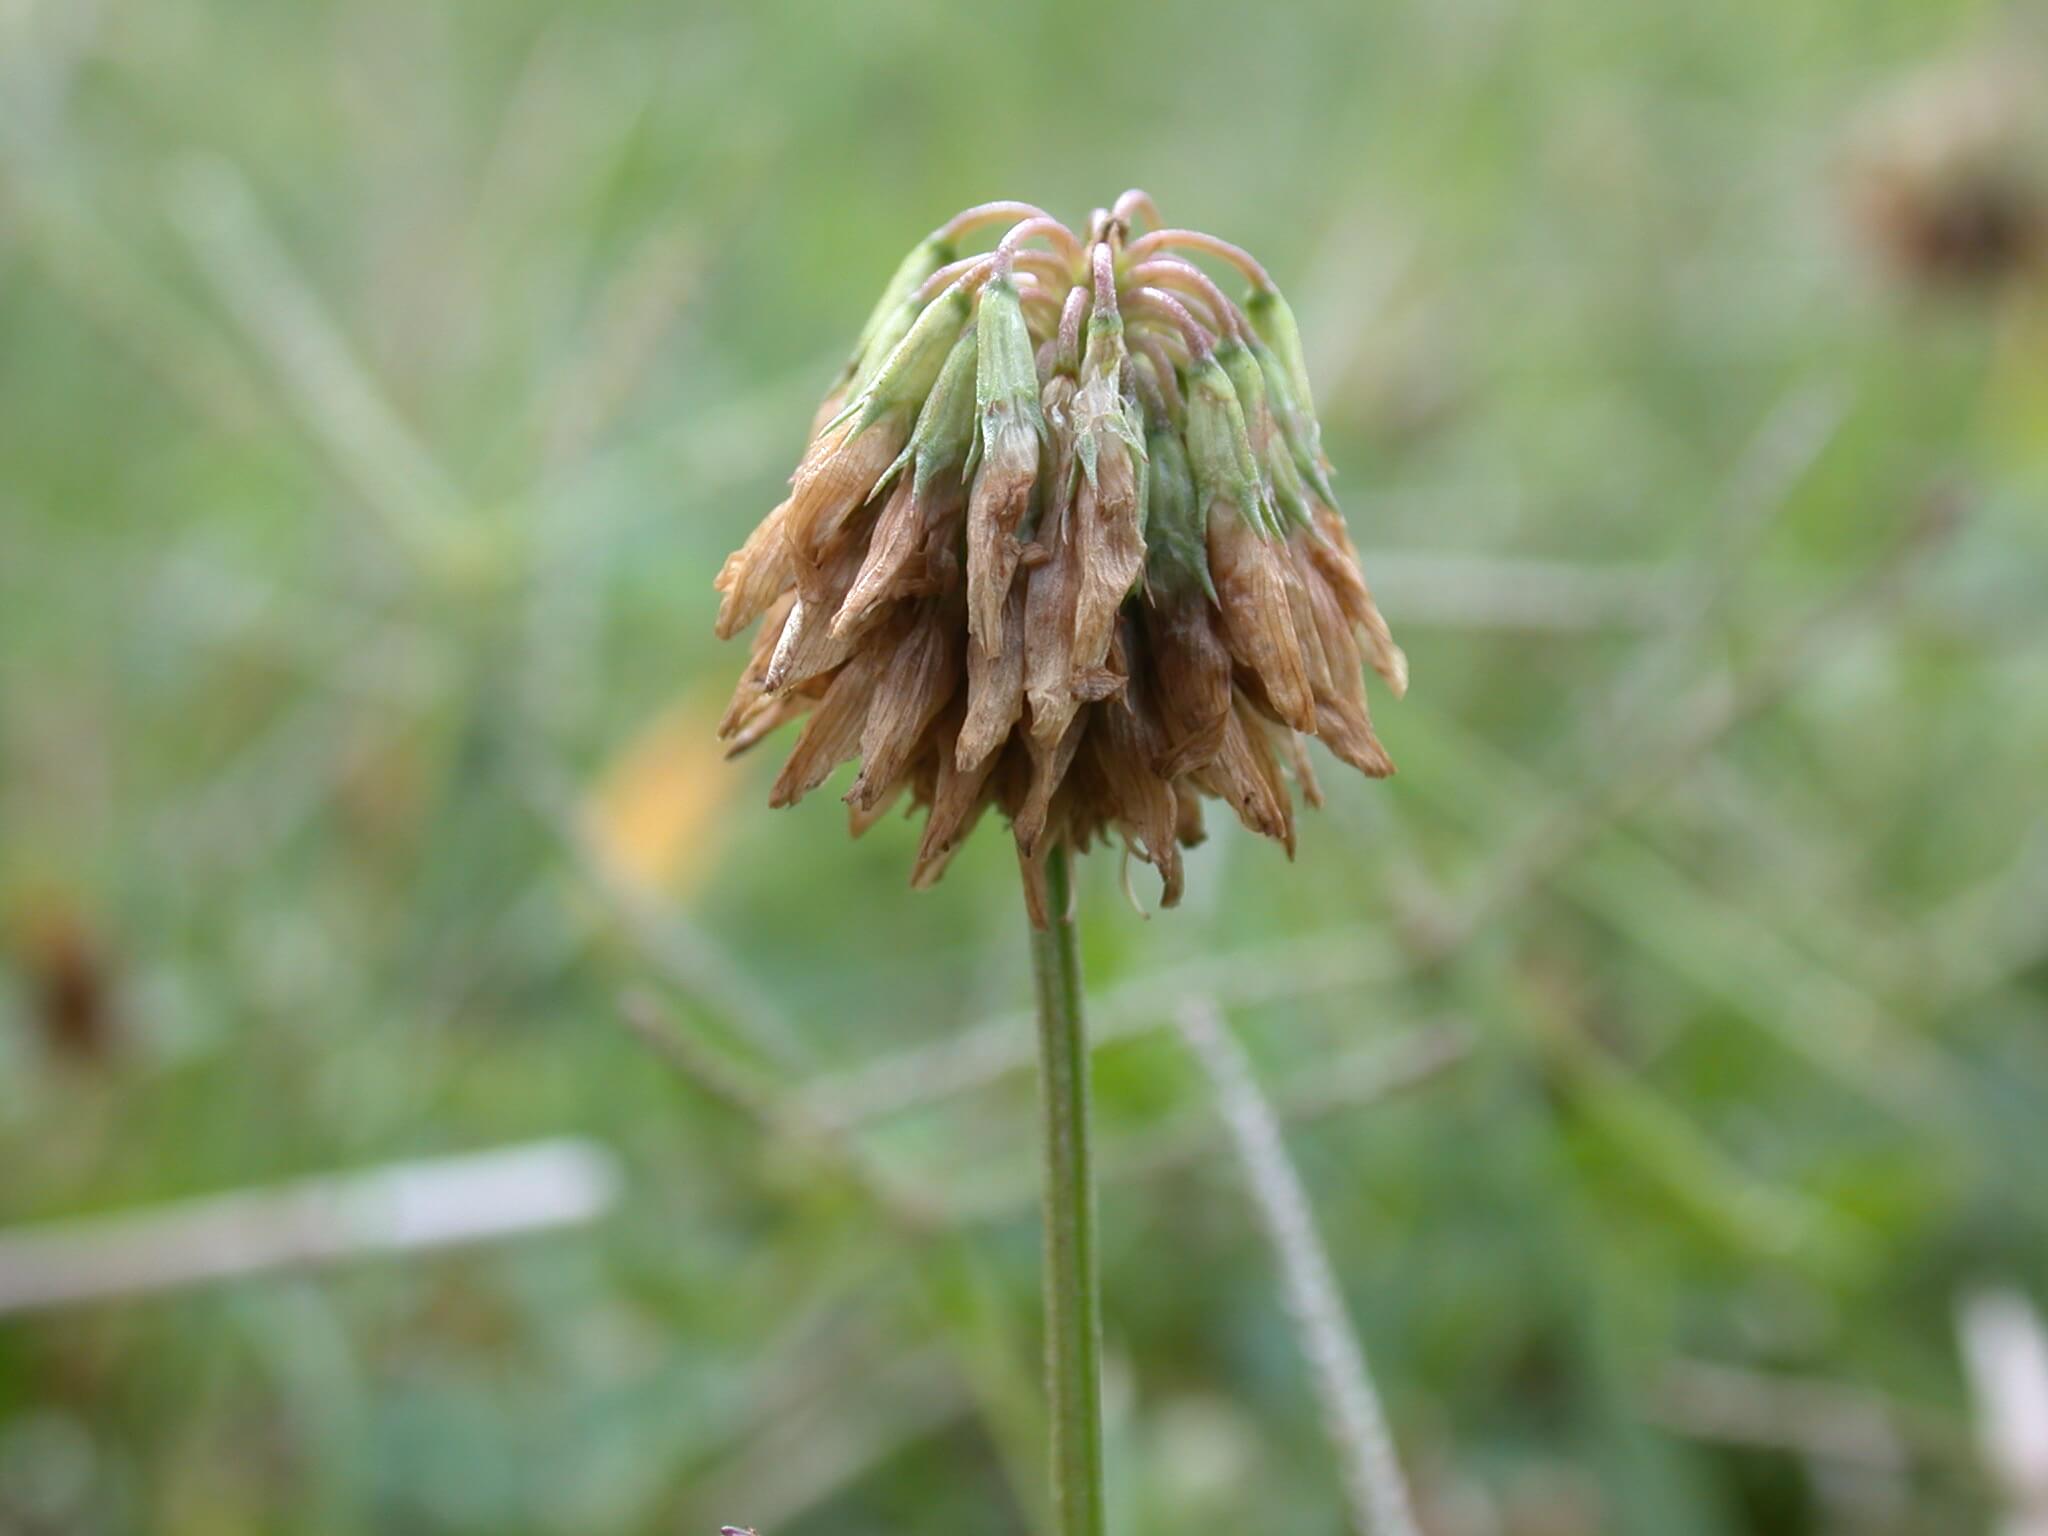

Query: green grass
[4,0,2047,1531]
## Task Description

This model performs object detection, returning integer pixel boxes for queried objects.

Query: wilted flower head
[715,194,1407,922]
[1847,53,2048,292]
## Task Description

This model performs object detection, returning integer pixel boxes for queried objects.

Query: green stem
[1026,843,1106,1536]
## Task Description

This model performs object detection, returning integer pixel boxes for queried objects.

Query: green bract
[1184,354,1278,538]
[1141,413,1208,599]
[833,282,973,437]
[971,274,1046,469]
[845,234,954,390]
[881,324,979,505]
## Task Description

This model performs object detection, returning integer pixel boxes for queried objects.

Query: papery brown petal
[791,491,881,610]
[1244,707,1299,856]
[1315,697,1395,779]
[908,753,941,816]
[919,483,965,592]
[785,418,907,576]
[1299,551,1364,688]
[1014,710,1084,856]
[914,703,1001,888]
[1173,781,1207,848]
[1300,556,1396,778]
[1209,506,1315,732]
[1356,590,1408,699]
[1281,729,1324,809]
[724,692,814,759]
[835,473,968,642]
[1193,698,1296,854]
[718,591,797,738]
[833,476,923,639]
[1309,504,1408,697]
[960,580,1026,771]
[1023,485,1082,749]
[1071,446,1145,681]
[714,500,796,639]
[965,417,1040,654]
[1071,666,1126,704]
[1089,693,1183,907]
[767,634,896,808]
[847,603,962,812]
[988,734,1033,824]
[848,772,912,837]
[1071,623,1130,707]
[1282,538,1336,699]
[1146,596,1233,778]
[763,596,849,695]
[1229,662,1286,729]
[768,515,878,690]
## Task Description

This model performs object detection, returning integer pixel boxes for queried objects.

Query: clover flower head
[715,194,1407,921]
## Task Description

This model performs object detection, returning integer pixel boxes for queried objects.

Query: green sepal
[1245,286,1317,424]
[1220,339,1310,532]
[1141,414,1210,601]
[874,323,979,504]
[1250,335,1339,508]
[970,275,1046,472]
[1074,312,1146,492]
[827,282,972,439]
[911,324,978,503]
[1246,287,1339,499]
[1264,422,1313,531]
[845,235,954,388]
[1080,310,1125,386]
[1184,354,1278,539]
[1131,348,1185,435]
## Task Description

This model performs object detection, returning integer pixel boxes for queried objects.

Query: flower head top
[715,194,1406,922]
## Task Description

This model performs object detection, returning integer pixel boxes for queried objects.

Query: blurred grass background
[4,0,2048,1531]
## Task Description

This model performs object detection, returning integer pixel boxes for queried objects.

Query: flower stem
[1026,843,1106,1536]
